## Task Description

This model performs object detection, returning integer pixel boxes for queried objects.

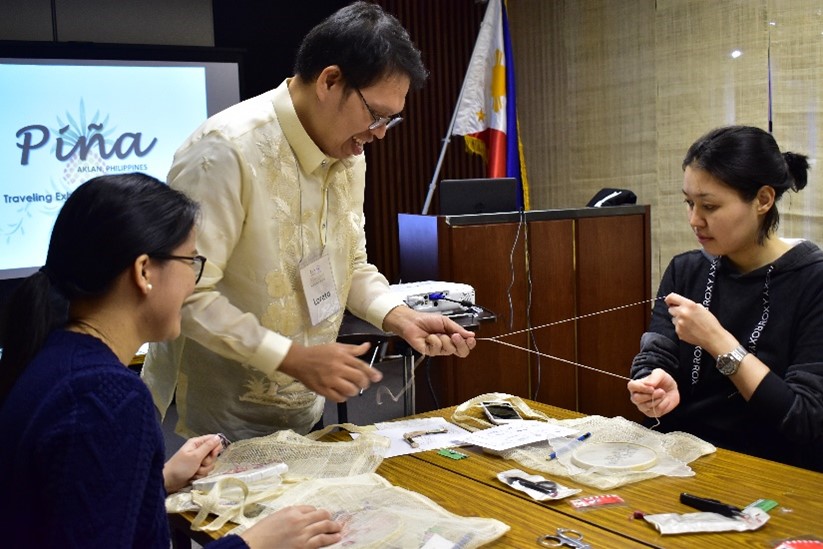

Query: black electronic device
[481,401,523,425]
[586,188,637,207]
[439,177,520,215]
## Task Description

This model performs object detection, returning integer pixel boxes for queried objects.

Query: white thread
[649,393,661,429]
[372,296,665,405]
[477,337,631,381]
[505,213,525,331]
[487,296,664,341]
[375,355,427,405]
[477,295,666,382]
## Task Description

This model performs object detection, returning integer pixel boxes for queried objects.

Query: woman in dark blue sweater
[0,173,341,548]
[628,126,823,472]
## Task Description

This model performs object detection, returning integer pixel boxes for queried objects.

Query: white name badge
[299,253,341,326]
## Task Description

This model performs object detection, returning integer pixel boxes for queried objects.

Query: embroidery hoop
[570,441,659,472]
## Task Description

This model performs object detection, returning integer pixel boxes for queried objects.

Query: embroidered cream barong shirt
[142,79,404,439]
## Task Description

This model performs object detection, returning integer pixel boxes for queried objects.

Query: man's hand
[382,305,476,357]
[279,341,381,402]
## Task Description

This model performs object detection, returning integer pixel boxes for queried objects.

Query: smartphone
[481,401,523,425]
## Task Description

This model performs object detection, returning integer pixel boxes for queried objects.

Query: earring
[147,283,153,291]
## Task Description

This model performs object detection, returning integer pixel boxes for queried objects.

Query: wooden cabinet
[398,206,651,421]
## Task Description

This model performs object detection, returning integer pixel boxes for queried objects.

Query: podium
[398,206,651,420]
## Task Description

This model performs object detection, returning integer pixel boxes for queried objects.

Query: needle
[360,342,381,395]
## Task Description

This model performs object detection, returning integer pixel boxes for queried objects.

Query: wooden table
[376,458,640,547]
[171,459,637,548]
[408,402,823,547]
[170,400,823,548]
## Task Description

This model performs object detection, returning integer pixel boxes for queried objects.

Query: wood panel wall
[367,1,487,283]
[215,0,491,283]
[397,207,650,418]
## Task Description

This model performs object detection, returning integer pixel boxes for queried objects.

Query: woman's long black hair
[0,172,199,402]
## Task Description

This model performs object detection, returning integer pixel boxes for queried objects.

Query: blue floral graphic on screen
[4,100,117,243]
[52,99,117,187]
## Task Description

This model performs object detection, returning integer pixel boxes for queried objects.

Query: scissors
[536,528,591,548]
[505,475,557,496]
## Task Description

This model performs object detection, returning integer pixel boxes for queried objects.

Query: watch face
[717,356,738,375]
[716,346,746,376]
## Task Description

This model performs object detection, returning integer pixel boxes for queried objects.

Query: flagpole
[422,0,492,215]
[421,85,469,215]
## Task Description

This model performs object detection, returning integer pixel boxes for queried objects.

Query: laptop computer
[438,177,520,215]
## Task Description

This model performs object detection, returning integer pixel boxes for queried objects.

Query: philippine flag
[452,0,530,209]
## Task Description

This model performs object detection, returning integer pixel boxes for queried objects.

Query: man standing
[142,2,476,440]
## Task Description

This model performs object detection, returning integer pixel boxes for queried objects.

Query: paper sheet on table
[362,417,472,457]
[457,421,578,452]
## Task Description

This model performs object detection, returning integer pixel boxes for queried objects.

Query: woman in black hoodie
[628,125,823,472]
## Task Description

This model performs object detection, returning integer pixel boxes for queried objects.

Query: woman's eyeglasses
[150,254,207,283]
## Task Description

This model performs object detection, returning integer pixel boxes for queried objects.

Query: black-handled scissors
[680,492,743,518]
[505,476,557,496]
[536,528,591,548]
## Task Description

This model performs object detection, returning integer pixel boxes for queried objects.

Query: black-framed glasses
[355,88,403,131]
[150,254,207,283]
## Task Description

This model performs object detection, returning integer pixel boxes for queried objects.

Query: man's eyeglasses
[151,254,207,283]
[355,88,403,131]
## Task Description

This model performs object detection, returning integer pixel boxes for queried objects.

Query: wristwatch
[715,345,748,376]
